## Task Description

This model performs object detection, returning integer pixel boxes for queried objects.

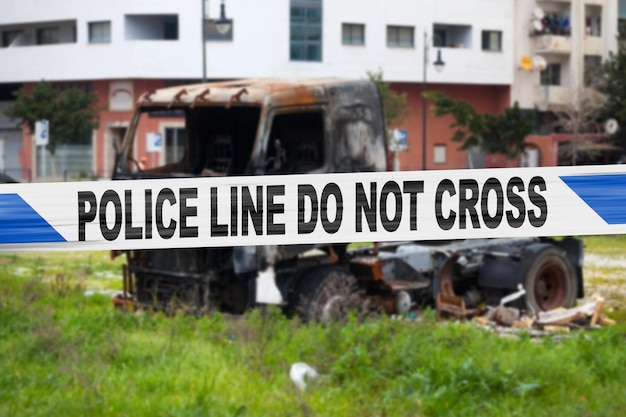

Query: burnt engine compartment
[127,247,256,313]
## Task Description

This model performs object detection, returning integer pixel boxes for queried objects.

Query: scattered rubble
[466,295,616,336]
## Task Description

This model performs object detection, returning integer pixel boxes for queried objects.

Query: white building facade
[0,0,620,180]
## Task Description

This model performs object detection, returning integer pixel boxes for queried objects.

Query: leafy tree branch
[423,91,533,159]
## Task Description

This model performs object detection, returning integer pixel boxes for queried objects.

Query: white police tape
[1,165,625,252]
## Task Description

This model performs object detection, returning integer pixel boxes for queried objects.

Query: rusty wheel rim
[533,264,566,311]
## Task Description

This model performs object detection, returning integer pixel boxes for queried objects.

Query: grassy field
[1,237,626,417]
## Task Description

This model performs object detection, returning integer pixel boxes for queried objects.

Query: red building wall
[94,79,168,178]
[20,79,171,180]
[388,83,511,171]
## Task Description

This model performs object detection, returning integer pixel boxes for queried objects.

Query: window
[585,5,602,36]
[267,111,325,173]
[432,24,472,48]
[290,0,322,62]
[342,23,364,45]
[433,28,446,47]
[482,30,502,51]
[164,21,178,40]
[387,25,414,47]
[37,27,59,45]
[1,30,22,47]
[89,21,111,43]
[165,127,185,165]
[540,63,561,86]
[434,144,446,164]
[55,81,94,94]
[124,15,179,41]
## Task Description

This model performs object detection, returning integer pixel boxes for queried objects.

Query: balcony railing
[534,85,572,110]
[532,35,572,54]
[583,36,603,56]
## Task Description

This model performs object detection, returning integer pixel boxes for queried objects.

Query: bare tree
[548,74,607,165]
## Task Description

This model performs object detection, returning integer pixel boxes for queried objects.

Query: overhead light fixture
[215,1,232,35]
[434,49,445,73]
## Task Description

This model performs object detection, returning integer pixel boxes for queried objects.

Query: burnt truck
[112,78,583,319]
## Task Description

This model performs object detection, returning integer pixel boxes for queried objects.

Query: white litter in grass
[289,362,319,391]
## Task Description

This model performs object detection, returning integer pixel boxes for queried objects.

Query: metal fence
[36,144,93,182]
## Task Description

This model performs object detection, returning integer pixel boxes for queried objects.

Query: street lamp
[202,0,232,83]
[422,30,445,170]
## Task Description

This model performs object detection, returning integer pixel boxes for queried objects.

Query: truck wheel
[295,266,370,323]
[522,245,577,312]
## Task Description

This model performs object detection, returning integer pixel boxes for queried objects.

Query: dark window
[165,127,185,165]
[433,28,446,47]
[290,0,322,61]
[433,24,472,49]
[1,30,22,47]
[55,81,94,94]
[89,21,111,43]
[482,30,502,51]
[267,111,325,173]
[540,63,561,86]
[342,23,364,45]
[164,21,178,40]
[124,15,179,41]
[37,27,59,45]
[387,25,414,47]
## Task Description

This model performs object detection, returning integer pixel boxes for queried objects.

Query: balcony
[583,36,603,55]
[534,85,572,110]
[532,34,572,54]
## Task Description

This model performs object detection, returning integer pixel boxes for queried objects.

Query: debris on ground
[289,362,319,391]
[469,295,615,336]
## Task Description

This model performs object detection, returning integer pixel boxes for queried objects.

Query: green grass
[1,245,626,417]
[580,234,626,256]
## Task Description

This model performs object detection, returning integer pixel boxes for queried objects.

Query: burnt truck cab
[113,79,387,313]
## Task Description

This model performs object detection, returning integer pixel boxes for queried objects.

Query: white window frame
[387,25,414,48]
[342,23,365,46]
[159,122,186,166]
[481,30,502,52]
[434,144,446,164]
[89,21,111,44]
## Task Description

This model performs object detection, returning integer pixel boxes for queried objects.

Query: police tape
[0,165,625,252]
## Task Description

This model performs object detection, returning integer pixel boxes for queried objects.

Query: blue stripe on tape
[0,194,66,244]
[560,174,626,225]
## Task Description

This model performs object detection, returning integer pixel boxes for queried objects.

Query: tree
[3,81,100,176]
[423,91,533,160]
[367,70,409,131]
[549,85,606,165]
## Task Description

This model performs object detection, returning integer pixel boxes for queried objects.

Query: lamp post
[202,0,232,83]
[422,30,445,170]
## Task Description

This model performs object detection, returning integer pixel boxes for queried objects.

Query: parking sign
[146,132,163,152]
[34,120,49,146]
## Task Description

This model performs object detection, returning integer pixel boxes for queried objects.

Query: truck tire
[521,245,578,312]
[294,266,370,323]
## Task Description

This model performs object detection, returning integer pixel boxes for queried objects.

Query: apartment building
[511,0,619,166]
[0,0,618,181]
